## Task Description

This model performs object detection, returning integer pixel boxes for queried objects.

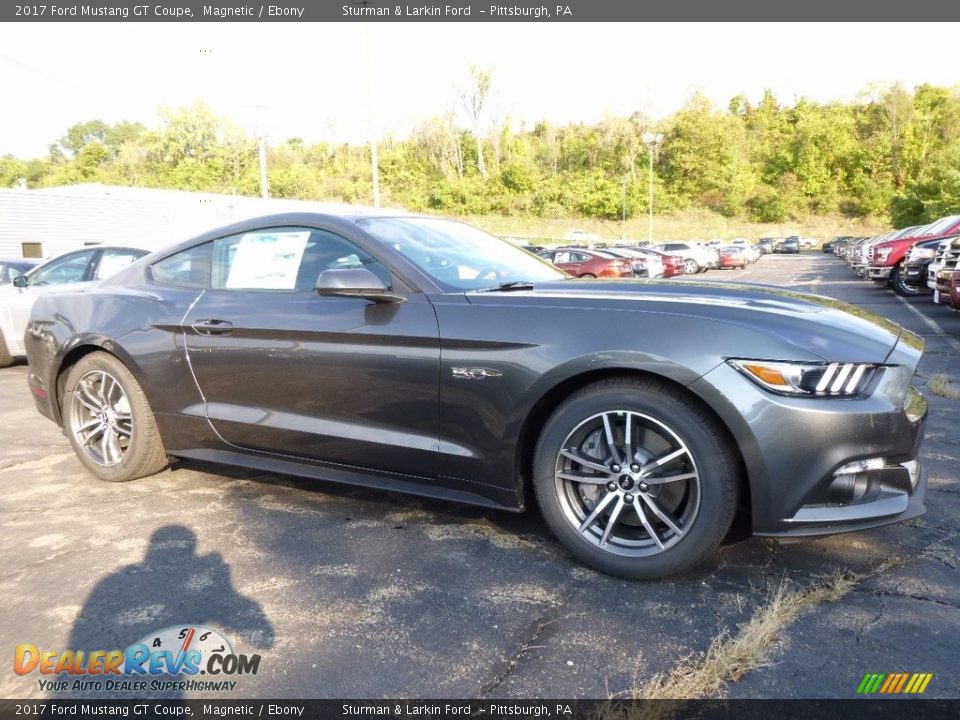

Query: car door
[550,250,580,275]
[181,225,441,479]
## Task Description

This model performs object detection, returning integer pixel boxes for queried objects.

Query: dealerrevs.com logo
[14,625,262,693]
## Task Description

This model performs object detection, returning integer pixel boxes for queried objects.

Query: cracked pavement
[1,253,958,699]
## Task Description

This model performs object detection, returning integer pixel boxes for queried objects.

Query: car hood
[469,279,914,364]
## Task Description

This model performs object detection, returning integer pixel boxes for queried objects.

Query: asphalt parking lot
[2,252,958,700]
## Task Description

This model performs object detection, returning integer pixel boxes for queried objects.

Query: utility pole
[258,134,269,199]
[621,176,627,242]
[363,23,381,208]
[642,133,664,244]
[255,105,269,199]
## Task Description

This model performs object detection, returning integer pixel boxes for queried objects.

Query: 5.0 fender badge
[452,367,503,380]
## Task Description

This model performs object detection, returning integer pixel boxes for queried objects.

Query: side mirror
[13,275,28,288]
[315,268,405,303]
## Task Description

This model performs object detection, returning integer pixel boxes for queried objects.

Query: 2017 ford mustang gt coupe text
[25,212,929,579]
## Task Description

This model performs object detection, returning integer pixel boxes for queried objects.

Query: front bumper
[867,265,892,281]
[690,338,927,538]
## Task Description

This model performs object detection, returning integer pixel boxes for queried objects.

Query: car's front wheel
[533,377,739,579]
[62,352,168,482]
[891,263,924,297]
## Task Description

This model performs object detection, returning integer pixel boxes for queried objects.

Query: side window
[554,251,573,264]
[211,227,390,293]
[151,229,391,293]
[94,249,147,280]
[29,250,97,286]
[151,243,213,289]
[573,253,591,262]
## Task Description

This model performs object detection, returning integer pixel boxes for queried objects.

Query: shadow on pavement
[58,525,274,699]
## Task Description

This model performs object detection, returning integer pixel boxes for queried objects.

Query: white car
[729,238,761,263]
[565,229,599,243]
[653,242,716,274]
[0,246,147,367]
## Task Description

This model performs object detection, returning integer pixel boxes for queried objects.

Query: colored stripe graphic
[857,672,932,694]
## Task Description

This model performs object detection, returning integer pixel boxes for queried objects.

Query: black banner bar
[3,0,960,22]
[0,700,958,720]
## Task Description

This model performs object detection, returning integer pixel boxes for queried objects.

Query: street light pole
[641,132,664,244]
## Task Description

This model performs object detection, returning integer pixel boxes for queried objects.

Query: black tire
[533,377,740,579]
[683,258,699,274]
[62,351,168,482]
[0,328,13,368]
[580,273,596,279]
[891,262,924,297]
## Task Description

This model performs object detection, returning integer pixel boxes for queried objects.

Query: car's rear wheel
[533,378,739,579]
[0,329,13,368]
[683,259,699,274]
[62,352,168,482]
[580,273,596,279]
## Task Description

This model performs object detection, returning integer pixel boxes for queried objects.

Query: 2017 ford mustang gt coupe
[25,212,928,579]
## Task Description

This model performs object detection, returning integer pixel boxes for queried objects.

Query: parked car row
[830,217,960,309]
[534,239,765,279]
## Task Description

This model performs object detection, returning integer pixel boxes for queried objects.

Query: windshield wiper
[476,280,536,293]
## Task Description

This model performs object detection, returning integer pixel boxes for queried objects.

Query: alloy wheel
[69,370,133,467]
[554,410,701,557]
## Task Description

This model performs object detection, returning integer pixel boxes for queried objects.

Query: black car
[902,238,949,290]
[25,212,928,579]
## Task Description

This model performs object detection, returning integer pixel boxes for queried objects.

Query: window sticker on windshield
[225,231,310,290]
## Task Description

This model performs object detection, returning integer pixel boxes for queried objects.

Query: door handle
[191,319,234,335]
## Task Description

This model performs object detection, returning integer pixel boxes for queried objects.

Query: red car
[541,248,634,278]
[944,270,960,311]
[639,248,685,278]
[718,246,748,269]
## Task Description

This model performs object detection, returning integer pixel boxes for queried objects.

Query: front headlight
[874,248,893,263]
[728,359,880,397]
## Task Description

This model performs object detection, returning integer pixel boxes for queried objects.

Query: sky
[1,22,959,158]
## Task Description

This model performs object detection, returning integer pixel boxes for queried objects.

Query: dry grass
[632,573,857,703]
[595,534,959,720]
[928,372,960,400]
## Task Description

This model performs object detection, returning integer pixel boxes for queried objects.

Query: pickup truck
[929,236,960,304]
[867,215,960,295]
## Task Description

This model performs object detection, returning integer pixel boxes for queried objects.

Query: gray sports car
[25,212,928,579]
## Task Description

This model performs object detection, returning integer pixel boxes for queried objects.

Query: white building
[0,184,376,260]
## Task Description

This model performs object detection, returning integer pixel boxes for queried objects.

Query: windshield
[923,215,960,236]
[358,217,566,291]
